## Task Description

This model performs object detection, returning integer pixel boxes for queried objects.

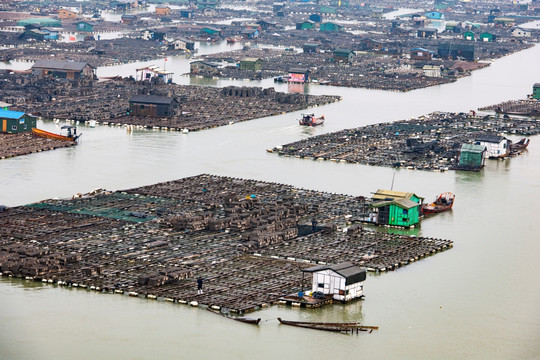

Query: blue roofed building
[0,110,37,134]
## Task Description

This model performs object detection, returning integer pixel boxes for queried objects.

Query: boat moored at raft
[299,113,325,126]
[32,126,80,142]
[509,138,530,155]
[422,192,455,215]
[207,307,261,325]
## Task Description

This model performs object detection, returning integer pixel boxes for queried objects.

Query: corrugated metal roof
[303,262,366,285]
[461,143,486,153]
[32,59,92,71]
[0,101,12,108]
[475,134,506,143]
[372,189,423,201]
[129,95,176,105]
[371,198,420,210]
[0,109,25,119]
[334,49,353,55]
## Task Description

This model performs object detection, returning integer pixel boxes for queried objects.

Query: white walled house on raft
[302,262,366,302]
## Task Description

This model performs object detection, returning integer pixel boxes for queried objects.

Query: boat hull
[299,115,325,126]
[422,192,455,215]
[207,307,260,325]
[32,128,77,142]
[277,318,378,333]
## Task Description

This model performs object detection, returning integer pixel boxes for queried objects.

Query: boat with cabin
[32,126,80,141]
[422,192,455,215]
[299,113,325,126]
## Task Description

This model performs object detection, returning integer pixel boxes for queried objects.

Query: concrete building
[58,9,78,20]
[423,65,441,77]
[511,28,531,37]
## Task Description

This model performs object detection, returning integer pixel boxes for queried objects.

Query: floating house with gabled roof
[0,110,36,134]
[370,190,423,228]
[474,134,509,158]
[302,262,366,302]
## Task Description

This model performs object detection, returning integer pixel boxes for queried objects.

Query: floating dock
[0,174,452,313]
[273,112,539,172]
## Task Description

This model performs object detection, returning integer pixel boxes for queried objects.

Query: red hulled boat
[299,113,325,126]
[422,192,455,215]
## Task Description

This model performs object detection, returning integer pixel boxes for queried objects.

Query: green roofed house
[76,21,94,32]
[239,58,262,71]
[201,27,221,35]
[320,22,343,32]
[463,31,475,41]
[303,43,320,53]
[533,83,540,100]
[371,198,421,228]
[296,20,315,30]
[372,189,423,204]
[370,189,423,227]
[333,49,354,63]
[320,6,336,15]
[479,32,496,42]
[458,143,486,170]
[0,110,36,134]
[17,18,62,27]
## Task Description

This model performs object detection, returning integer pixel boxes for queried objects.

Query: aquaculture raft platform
[0,174,453,312]
[273,112,539,172]
[278,294,334,308]
[0,132,76,159]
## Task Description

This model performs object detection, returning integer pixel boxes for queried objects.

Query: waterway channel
[0,41,539,359]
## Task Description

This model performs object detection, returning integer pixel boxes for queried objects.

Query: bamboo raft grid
[0,175,453,313]
[0,133,76,159]
[274,112,539,172]
[1,72,340,134]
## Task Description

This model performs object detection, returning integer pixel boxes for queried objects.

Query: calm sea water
[0,42,539,359]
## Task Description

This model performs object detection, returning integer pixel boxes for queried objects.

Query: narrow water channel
[0,39,538,360]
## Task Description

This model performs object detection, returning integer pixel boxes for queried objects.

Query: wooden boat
[509,138,530,155]
[226,37,236,44]
[32,127,79,142]
[422,192,455,215]
[299,113,325,126]
[277,318,378,333]
[207,307,261,325]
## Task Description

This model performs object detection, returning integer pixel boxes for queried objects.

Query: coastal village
[0,0,539,337]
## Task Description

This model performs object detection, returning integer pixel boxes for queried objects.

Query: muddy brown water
[0,43,539,360]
